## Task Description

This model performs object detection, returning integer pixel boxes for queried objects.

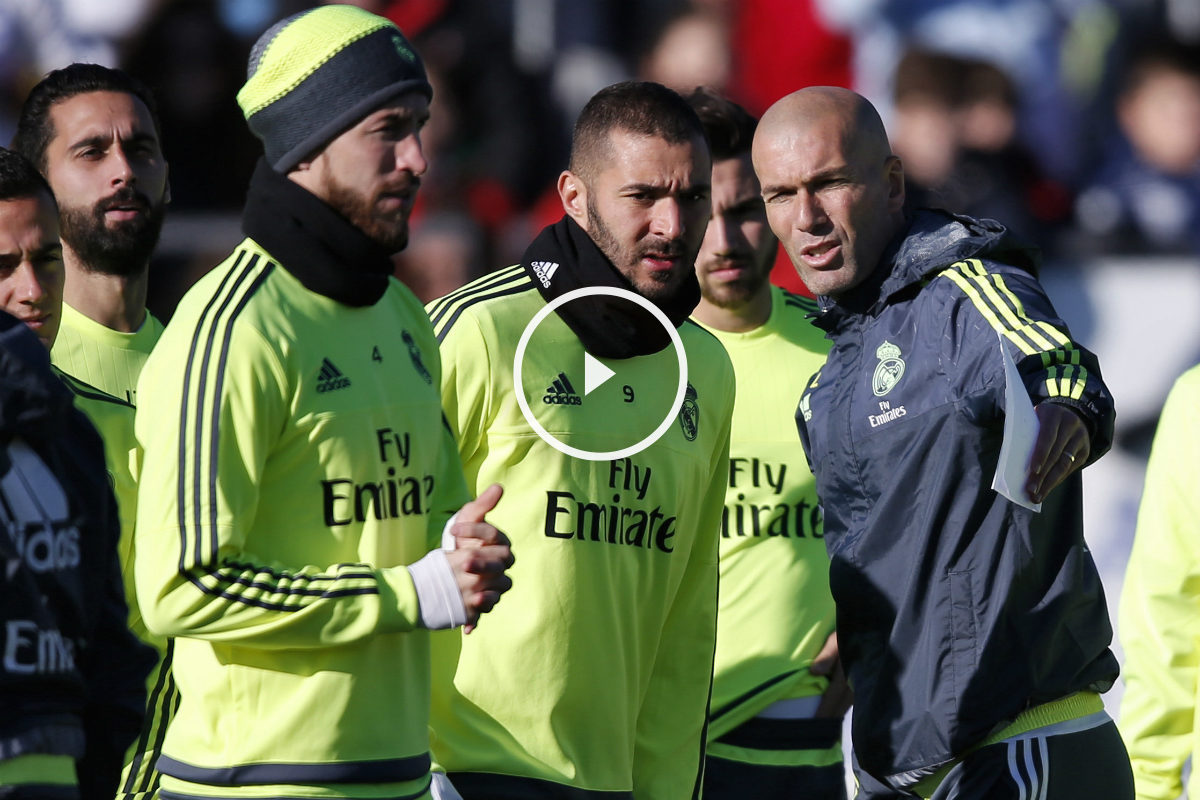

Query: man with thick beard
[12,64,171,800]
[14,64,168,406]
[426,80,733,799]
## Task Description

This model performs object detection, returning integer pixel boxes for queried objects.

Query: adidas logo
[542,371,581,405]
[531,260,559,288]
[316,358,352,393]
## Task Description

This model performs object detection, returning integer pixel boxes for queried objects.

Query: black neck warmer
[241,159,395,307]
[519,216,700,359]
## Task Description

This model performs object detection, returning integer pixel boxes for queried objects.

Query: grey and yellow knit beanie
[237,4,433,173]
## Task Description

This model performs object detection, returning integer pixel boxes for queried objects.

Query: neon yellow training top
[694,286,836,740]
[135,239,468,800]
[51,300,168,800]
[1119,363,1200,800]
[427,266,733,800]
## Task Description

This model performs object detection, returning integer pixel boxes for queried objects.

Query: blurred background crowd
[4,0,1199,311]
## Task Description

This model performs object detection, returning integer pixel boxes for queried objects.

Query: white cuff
[430,772,463,800]
[441,512,459,550]
[407,549,467,629]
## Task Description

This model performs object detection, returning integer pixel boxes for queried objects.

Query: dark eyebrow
[618,181,711,195]
[762,165,854,196]
[809,165,854,184]
[68,130,159,151]
[375,107,430,126]
[67,134,111,152]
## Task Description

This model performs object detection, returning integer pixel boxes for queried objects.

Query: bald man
[753,86,1132,799]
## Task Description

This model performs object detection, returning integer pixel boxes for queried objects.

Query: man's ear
[163,163,172,205]
[558,170,588,230]
[287,154,322,193]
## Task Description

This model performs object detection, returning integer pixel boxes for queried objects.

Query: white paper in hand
[991,334,1042,512]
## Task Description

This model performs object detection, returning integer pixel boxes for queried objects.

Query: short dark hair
[1121,35,1200,99]
[684,87,757,160]
[569,80,707,179]
[893,48,968,107]
[12,63,163,174]
[0,147,54,204]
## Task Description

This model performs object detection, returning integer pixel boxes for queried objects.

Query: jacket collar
[241,159,395,307]
[816,208,1041,328]
[0,312,73,443]
[520,216,701,358]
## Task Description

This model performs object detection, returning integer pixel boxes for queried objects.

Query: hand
[1025,403,1090,504]
[811,632,852,718]
[445,483,514,633]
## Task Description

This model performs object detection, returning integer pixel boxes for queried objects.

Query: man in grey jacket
[753,86,1132,799]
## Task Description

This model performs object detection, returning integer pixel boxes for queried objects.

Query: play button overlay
[583,352,615,396]
[513,286,688,461]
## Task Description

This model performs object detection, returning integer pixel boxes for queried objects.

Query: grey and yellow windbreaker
[796,209,1119,791]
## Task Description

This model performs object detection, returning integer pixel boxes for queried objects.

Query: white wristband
[441,511,459,551]
[406,549,467,629]
[430,772,463,800]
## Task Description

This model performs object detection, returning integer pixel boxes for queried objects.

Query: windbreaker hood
[0,311,73,439]
[883,208,1041,298]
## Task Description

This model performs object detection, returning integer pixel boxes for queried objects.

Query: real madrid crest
[401,330,433,385]
[678,382,699,441]
[872,340,905,396]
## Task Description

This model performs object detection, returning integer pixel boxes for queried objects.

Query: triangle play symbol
[584,352,615,396]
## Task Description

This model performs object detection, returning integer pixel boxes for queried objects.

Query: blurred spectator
[1070,34,1200,255]
[823,0,1097,186]
[0,0,115,143]
[890,48,963,209]
[123,0,257,211]
[120,0,261,320]
[890,47,1072,255]
[728,0,853,117]
[639,7,731,95]
[393,210,484,303]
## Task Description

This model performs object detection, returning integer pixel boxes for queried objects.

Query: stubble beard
[586,196,685,302]
[699,251,772,310]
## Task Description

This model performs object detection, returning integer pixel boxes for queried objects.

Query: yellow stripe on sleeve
[941,268,1039,356]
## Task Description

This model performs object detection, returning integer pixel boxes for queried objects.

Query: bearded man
[14,63,171,800]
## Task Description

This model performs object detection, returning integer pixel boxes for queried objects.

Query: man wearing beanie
[133,6,513,800]
[426,80,732,799]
